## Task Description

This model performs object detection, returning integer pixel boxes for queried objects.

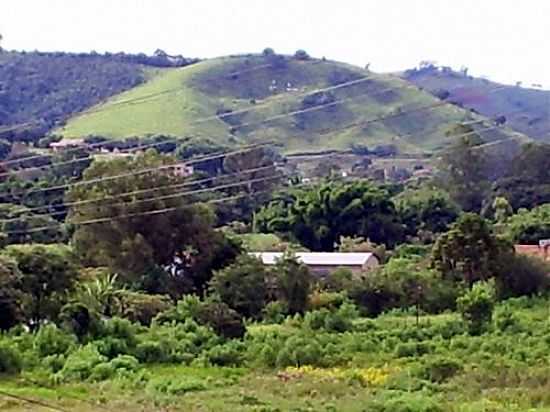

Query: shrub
[308,291,347,310]
[457,281,495,335]
[59,302,100,340]
[273,254,312,315]
[417,356,462,383]
[275,335,323,367]
[495,253,550,299]
[93,317,140,359]
[147,376,206,395]
[262,301,288,324]
[154,295,202,324]
[0,340,22,373]
[109,354,140,373]
[89,362,116,381]
[198,302,245,339]
[58,344,106,381]
[494,304,522,333]
[209,254,268,319]
[119,292,172,325]
[34,324,77,357]
[205,341,245,366]
[294,49,310,60]
[366,393,444,412]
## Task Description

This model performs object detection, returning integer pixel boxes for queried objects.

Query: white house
[250,252,380,276]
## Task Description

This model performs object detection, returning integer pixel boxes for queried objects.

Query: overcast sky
[1,0,549,87]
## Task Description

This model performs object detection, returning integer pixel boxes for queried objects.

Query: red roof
[515,245,550,262]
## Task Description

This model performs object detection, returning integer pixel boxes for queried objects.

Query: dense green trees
[505,204,550,244]
[255,181,404,251]
[394,186,459,239]
[489,143,550,211]
[67,151,240,294]
[209,255,269,319]
[431,214,512,285]
[3,243,78,328]
[0,254,23,330]
[272,253,312,315]
[0,203,66,245]
[437,127,489,212]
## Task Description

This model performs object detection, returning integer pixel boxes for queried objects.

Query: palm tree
[76,273,126,317]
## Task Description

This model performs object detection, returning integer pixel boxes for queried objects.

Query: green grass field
[57,54,528,154]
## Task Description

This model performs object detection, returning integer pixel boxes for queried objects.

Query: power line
[0,69,377,169]
[0,164,276,220]
[4,190,271,235]
[0,79,512,178]
[1,168,281,224]
[0,80,438,188]
[8,142,274,196]
[3,98,539,203]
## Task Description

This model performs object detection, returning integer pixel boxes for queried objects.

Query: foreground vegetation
[2,295,550,411]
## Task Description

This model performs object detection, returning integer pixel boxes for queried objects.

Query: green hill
[402,65,550,143]
[0,50,197,141]
[57,54,529,154]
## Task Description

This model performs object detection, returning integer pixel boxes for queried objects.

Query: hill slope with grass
[0,50,197,141]
[402,65,550,143]
[57,53,529,154]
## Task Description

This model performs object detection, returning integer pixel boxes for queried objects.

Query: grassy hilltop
[57,53,525,154]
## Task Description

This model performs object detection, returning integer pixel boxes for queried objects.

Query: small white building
[250,252,379,276]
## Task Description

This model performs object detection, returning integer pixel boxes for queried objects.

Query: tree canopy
[66,151,240,294]
[255,181,404,251]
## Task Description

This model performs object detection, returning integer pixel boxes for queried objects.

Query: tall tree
[3,244,78,328]
[67,150,239,294]
[437,125,490,212]
[431,213,512,285]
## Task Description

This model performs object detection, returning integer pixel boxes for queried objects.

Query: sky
[1,0,549,87]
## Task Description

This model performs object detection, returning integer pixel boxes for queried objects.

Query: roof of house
[250,252,377,266]
[515,245,550,261]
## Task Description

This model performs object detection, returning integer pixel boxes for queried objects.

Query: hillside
[57,53,528,154]
[402,65,550,142]
[0,50,197,141]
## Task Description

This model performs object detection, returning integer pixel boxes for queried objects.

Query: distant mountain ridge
[401,64,550,142]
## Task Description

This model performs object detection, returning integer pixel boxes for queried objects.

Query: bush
[59,302,100,340]
[147,376,206,395]
[366,393,444,412]
[34,324,77,357]
[58,344,106,381]
[119,292,172,326]
[196,299,246,339]
[294,49,310,60]
[262,301,288,324]
[495,253,550,299]
[417,356,462,383]
[94,317,140,358]
[209,254,268,319]
[457,281,495,335]
[493,304,522,333]
[0,340,22,373]
[205,341,245,366]
[275,335,323,367]
[308,291,347,310]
